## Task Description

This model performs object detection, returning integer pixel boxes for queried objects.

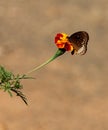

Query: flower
[55,33,73,51]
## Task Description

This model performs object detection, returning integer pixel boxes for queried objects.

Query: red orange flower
[55,33,73,51]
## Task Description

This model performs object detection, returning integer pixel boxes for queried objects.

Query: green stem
[27,49,65,75]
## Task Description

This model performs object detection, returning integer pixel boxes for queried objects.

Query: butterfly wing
[68,31,89,55]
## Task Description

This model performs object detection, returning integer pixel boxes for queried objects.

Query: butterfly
[68,31,89,55]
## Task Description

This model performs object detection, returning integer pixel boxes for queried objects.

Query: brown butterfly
[68,31,89,55]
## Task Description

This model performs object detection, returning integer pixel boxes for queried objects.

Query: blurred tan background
[0,0,108,130]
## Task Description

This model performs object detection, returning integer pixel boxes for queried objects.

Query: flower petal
[64,42,73,51]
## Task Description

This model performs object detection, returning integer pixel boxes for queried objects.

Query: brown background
[0,0,108,130]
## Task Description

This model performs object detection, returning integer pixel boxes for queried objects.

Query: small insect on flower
[55,31,89,55]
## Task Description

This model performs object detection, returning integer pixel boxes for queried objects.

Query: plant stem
[27,49,65,75]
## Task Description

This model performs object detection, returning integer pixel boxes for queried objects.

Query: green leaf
[0,66,34,105]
